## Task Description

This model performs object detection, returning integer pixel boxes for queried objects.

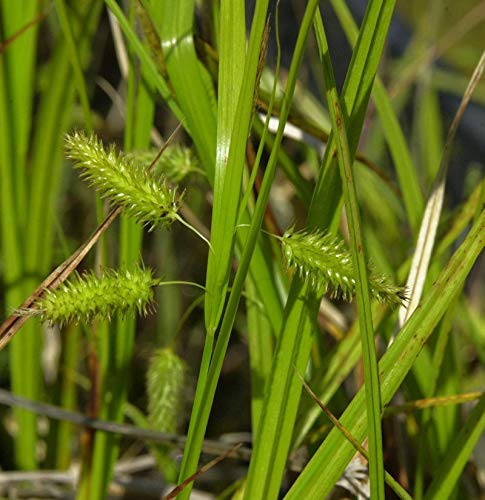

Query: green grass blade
[0,0,39,218]
[176,2,268,497]
[414,82,443,185]
[310,0,397,227]
[203,0,268,334]
[0,0,40,468]
[158,0,217,177]
[285,209,485,498]
[313,11,384,497]
[243,284,316,500]
[245,276,273,434]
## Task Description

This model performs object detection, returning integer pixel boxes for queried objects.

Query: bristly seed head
[26,265,156,327]
[65,131,181,231]
[281,227,406,306]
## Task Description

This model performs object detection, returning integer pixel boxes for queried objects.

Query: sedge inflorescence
[65,131,181,231]
[281,227,406,306]
[32,265,155,327]
[125,144,204,184]
[147,348,187,435]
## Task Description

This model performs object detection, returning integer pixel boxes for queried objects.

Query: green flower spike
[65,131,180,232]
[280,227,406,306]
[65,132,212,249]
[30,265,155,327]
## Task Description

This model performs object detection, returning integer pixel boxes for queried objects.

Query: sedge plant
[0,2,484,500]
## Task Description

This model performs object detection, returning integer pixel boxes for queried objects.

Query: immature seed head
[65,131,181,231]
[147,348,187,434]
[124,144,204,184]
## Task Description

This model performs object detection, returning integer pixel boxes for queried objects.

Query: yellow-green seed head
[124,144,204,184]
[281,227,406,305]
[34,265,155,327]
[65,132,181,231]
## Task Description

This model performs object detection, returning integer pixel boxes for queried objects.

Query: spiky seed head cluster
[125,144,204,184]
[31,265,155,327]
[282,228,356,301]
[65,131,181,231]
[281,227,406,306]
[147,348,187,434]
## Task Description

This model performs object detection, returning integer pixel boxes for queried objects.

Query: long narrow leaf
[313,11,384,497]
[203,0,269,333]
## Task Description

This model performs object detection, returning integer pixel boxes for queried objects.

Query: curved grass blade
[158,0,217,178]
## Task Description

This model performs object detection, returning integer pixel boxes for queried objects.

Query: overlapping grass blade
[330,0,424,234]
